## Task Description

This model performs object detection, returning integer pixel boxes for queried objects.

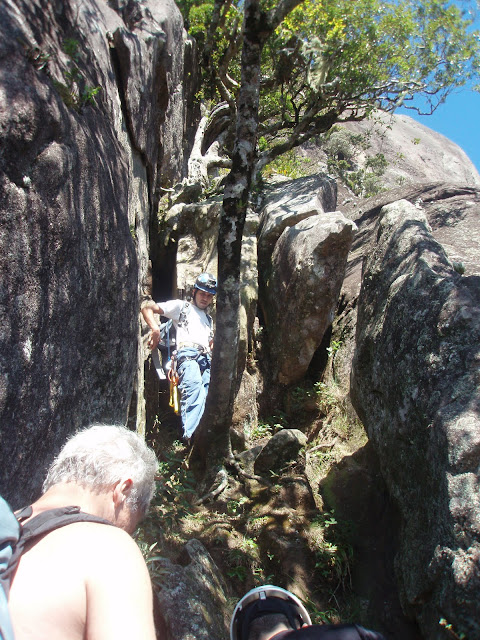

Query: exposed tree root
[228,455,272,487]
[195,453,272,504]
[196,466,229,505]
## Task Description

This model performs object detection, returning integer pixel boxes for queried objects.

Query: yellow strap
[169,379,180,414]
[172,385,179,414]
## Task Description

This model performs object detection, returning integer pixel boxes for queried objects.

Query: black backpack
[0,497,111,640]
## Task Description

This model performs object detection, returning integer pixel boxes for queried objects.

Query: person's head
[43,424,158,528]
[192,272,217,309]
[230,586,311,640]
[246,614,291,640]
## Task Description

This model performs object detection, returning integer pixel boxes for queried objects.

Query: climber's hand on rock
[148,327,160,350]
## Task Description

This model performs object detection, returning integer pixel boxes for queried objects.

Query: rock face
[350,199,480,639]
[302,111,480,193]
[0,0,195,506]
[344,111,480,189]
[155,539,230,640]
[331,182,480,401]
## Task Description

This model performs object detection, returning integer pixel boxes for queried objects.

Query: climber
[141,272,217,441]
[230,585,386,640]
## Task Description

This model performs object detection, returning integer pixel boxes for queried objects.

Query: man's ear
[113,478,133,507]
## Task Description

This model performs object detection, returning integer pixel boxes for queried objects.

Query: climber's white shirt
[160,300,212,350]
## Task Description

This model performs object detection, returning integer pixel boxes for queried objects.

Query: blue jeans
[177,348,211,439]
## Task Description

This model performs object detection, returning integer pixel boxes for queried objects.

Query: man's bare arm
[141,300,164,351]
[86,527,157,640]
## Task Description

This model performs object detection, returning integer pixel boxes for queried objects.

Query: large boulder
[351,199,480,639]
[264,212,356,385]
[254,428,307,475]
[155,539,230,640]
[328,183,480,401]
[0,0,193,505]
[257,174,337,268]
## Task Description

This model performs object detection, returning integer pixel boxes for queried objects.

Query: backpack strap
[178,300,190,327]
[2,505,112,595]
[18,505,112,541]
[180,300,212,328]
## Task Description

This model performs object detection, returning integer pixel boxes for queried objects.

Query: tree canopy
[179,0,480,172]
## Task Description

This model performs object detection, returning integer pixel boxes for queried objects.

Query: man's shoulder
[159,299,185,317]
[56,519,134,542]
[37,521,146,577]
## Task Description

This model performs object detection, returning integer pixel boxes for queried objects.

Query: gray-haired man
[8,424,158,640]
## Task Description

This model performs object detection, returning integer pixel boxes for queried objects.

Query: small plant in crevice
[225,535,262,585]
[303,597,340,625]
[309,511,354,595]
[314,381,338,414]
[227,496,249,516]
[326,339,342,358]
[250,414,286,441]
[53,37,101,112]
[135,540,169,590]
[136,443,196,550]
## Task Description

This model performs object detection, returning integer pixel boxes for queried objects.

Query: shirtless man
[8,424,158,640]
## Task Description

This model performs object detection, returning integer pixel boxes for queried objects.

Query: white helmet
[230,585,311,640]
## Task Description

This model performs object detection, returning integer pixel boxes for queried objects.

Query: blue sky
[396,1,480,174]
[399,89,480,174]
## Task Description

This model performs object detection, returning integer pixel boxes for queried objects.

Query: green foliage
[304,600,341,625]
[262,149,312,179]
[227,496,249,515]
[62,38,81,62]
[176,0,242,100]
[54,38,101,111]
[226,536,261,583]
[322,126,387,196]
[250,413,287,441]
[250,420,275,440]
[326,339,342,358]
[311,511,353,592]
[137,445,196,543]
[226,565,248,581]
[81,85,101,106]
[286,383,319,417]
[275,0,480,111]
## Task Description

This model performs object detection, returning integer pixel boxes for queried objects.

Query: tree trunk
[193,0,265,475]
[192,0,306,483]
